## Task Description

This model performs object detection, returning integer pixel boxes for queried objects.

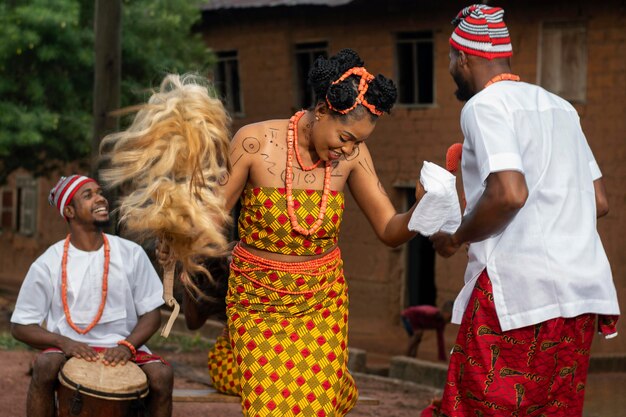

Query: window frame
[0,187,14,232]
[293,41,329,110]
[213,50,244,117]
[537,20,588,103]
[394,30,436,108]
[15,176,37,236]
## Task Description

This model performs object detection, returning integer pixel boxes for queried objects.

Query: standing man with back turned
[427,5,620,416]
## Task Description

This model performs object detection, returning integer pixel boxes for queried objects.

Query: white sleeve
[131,247,164,316]
[10,262,53,326]
[576,117,602,181]
[462,101,525,184]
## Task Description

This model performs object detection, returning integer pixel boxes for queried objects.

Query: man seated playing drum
[10,175,173,417]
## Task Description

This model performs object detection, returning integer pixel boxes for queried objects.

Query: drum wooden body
[57,357,149,417]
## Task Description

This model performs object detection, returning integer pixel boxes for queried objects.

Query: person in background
[401,301,453,361]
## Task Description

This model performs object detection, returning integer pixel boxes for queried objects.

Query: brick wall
[200,0,626,356]
[0,170,70,289]
[2,0,623,358]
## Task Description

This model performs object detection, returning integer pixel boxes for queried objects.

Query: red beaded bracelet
[117,339,137,357]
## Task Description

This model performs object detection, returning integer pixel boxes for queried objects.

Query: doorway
[405,189,436,306]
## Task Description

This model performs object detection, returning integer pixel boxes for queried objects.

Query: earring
[315,116,320,121]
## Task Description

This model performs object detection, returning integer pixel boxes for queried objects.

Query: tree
[0,0,212,183]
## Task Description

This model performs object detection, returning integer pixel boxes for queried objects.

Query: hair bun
[309,57,340,100]
[326,82,358,112]
[365,74,398,114]
[334,48,364,72]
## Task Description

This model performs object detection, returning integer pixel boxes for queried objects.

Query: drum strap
[59,370,149,400]
[160,263,180,338]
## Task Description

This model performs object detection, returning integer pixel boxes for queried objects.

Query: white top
[453,81,620,331]
[11,234,164,351]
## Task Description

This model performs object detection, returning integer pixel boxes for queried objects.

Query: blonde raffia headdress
[99,74,232,337]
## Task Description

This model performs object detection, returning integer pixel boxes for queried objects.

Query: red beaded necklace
[286,110,332,236]
[484,73,520,88]
[61,233,110,334]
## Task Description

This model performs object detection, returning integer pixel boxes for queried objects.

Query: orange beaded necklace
[61,233,110,334]
[484,73,520,88]
[286,110,332,236]
[292,116,322,171]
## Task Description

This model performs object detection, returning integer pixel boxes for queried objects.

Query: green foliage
[0,0,212,183]
[0,331,31,350]
[120,0,212,102]
[147,331,214,353]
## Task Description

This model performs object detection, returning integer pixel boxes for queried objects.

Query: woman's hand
[415,179,426,204]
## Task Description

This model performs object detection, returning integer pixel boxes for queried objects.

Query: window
[294,42,328,109]
[16,176,37,236]
[1,188,13,231]
[539,22,587,102]
[214,50,243,115]
[396,31,434,105]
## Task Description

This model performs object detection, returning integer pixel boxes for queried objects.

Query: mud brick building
[2,0,624,357]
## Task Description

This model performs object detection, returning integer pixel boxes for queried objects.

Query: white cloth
[453,81,620,331]
[408,161,461,236]
[11,234,164,351]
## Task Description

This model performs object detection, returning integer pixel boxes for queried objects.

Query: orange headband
[325,67,383,116]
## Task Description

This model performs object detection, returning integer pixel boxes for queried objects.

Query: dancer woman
[208,48,423,417]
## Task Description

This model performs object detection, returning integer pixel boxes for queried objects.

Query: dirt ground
[2,288,626,416]
[0,350,437,417]
[0,289,437,417]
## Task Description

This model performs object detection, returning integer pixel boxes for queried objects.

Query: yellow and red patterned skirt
[421,270,619,417]
[208,243,358,416]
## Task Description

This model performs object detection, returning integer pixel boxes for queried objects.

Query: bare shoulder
[348,141,376,172]
[232,122,262,144]
[346,141,389,196]
[232,119,287,149]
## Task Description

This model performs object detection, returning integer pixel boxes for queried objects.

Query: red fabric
[423,270,596,417]
[598,314,619,337]
[41,346,168,366]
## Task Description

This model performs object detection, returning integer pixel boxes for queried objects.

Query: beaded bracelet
[117,339,137,357]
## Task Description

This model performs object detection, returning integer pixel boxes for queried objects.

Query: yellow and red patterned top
[238,186,344,256]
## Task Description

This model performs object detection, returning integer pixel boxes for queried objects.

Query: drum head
[58,356,149,400]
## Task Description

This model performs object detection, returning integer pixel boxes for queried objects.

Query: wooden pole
[91,0,121,176]
[92,0,121,234]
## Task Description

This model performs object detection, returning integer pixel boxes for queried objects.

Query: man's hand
[430,232,461,258]
[59,339,99,361]
[102,346,132,366]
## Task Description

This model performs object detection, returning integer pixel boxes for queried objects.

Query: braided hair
[308,48,397,118]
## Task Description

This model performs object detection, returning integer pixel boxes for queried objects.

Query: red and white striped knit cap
[48,175,96,218]
[450,4,512,60]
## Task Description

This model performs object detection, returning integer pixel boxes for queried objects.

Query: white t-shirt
[453,81,620,331]
[11,234,164,351]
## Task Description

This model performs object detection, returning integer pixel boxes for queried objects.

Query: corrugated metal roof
[201,0,354,11]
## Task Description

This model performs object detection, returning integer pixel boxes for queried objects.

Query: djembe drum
[57,356,149,417]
